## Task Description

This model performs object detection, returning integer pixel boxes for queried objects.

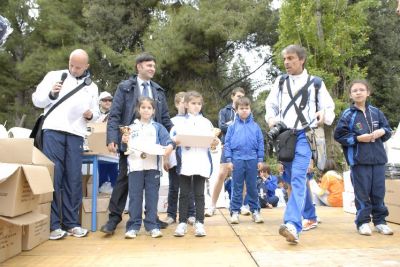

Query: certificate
[128,142,166,155]
[175,134,215,148]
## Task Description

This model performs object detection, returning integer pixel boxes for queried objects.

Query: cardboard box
[86,122,114,155]
[0,163,54,217]
[0,139,55,204]
[385,179,400,224]
[82,175,92,197]
[86,176,97,198]
[81,196,110,230]
[33,202,51,218]
[0,220,21,263]
[0,212,49,251]
[342,191,356,214]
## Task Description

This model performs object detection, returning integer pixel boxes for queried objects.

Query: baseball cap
[99,91,113,101]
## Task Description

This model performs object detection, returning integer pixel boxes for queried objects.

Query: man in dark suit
[101,52,173,234]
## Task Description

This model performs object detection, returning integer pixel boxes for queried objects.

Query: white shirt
[137,77,153,99]
[265,69,335,129]
[32,70,99,137]
[126,119,159,172]
[171,113,214,178]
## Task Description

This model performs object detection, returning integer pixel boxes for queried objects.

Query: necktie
[142,82,149,97]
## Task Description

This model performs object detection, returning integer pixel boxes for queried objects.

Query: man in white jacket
[32,49,99,240]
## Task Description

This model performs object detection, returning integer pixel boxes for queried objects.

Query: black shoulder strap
[43,77,92,120]
[313,76,322,111]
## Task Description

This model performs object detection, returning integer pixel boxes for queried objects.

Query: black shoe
[157,218,168,229]
[100,222,116,235]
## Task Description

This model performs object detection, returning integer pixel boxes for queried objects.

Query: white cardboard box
[342,191,356,214]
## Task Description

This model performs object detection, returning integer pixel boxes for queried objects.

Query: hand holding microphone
[50,72,67,99]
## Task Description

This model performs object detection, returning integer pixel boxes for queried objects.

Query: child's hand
[257,162,263,171]
[372,129,385,140]
[163,159,170,172]
[227,162,234,172]
[357,133,374,143]
[211,137,220,147]
[121,133,129,144]
[163,144,174,157]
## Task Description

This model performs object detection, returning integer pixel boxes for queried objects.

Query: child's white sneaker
[187,216,196,225]
[252,211,264,223]
[230,212,239,224]
[125,229,138,239]
[174,223,187,237]
[148,228,163,238]
[240,205,251,216]
[194,222,206,237]
[358,223,372,236]
[205,207,216,217]
[375,224,393,235]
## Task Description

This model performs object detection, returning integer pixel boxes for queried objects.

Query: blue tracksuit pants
[281,131,312,233]
[351,164,388,228]
[230,158,260,214]
[302,173,317,221]
[43,130,83,231]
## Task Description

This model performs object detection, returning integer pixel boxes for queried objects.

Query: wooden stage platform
[2,206,400,267]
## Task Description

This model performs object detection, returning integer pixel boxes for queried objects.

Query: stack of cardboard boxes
[0,139,54,263]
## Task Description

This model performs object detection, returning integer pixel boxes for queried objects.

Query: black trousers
[179,175,206,224]
[107,154,128,226]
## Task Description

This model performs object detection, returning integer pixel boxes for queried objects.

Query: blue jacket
[257,175,278,198]
[334,103,391,166]
[107,75,173,152]
[218,103,235,144]
[224,113,264,162]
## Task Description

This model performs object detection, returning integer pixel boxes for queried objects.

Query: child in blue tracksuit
[122,97,174,239]
[334,79,393,236]
[256,163,279,208]
[224,96,265,224]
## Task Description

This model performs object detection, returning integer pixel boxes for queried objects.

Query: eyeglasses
[101,99,112,102]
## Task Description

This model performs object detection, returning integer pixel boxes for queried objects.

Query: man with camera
[265,44,335,244]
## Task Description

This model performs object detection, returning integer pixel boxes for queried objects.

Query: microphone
[53,73,68,99]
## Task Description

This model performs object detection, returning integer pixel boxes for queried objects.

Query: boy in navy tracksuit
[334,79,393,236]
[224,97,265,224]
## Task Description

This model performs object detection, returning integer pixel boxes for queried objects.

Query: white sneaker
[194,222,206,237]
[164,216,176,225]
[125,229,139,239]
[148,228,163,238]
[358,223,372,236]
[205,207,216,217]
[240,205,251,216]
[187,216,196,225]
[279,223,299,244]
[67,227,88,238]
[375,224,394,235]
[302,219,318,231]
[230,212,239,224]
[252,211,264,223]
[174,223,187,237]
[49,229,67,240]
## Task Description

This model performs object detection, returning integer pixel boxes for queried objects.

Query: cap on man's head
[99,91,113,101]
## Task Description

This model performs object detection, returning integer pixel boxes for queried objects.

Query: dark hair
[282,44,307,68]
[135,52,156,65]
[231,87,245,97]
[348,79,372,94]
[135,96,155,119]
[259,162,271,175]
[234,96,251,110]
[322,159,337,174]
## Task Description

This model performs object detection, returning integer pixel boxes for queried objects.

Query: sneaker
[279,223,299,244]
[49,229,67,240]
[375,224,394,235]
[100,222,116,235]
[205,207,216,217]
[174,223,188,237]
[148,228,163,238]
[230,212,239,224]
[252,211,264,223]
[302,219,318,231]
[157,218,169,229]
[194,222,206,237]
[163,216,176,225]
[358,223,372,236]
[125,229,138,239]
[67,227,88,238]
[187,216,196,225]
[240,205,251,216]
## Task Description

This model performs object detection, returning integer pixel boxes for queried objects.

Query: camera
[267,121,287,143]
